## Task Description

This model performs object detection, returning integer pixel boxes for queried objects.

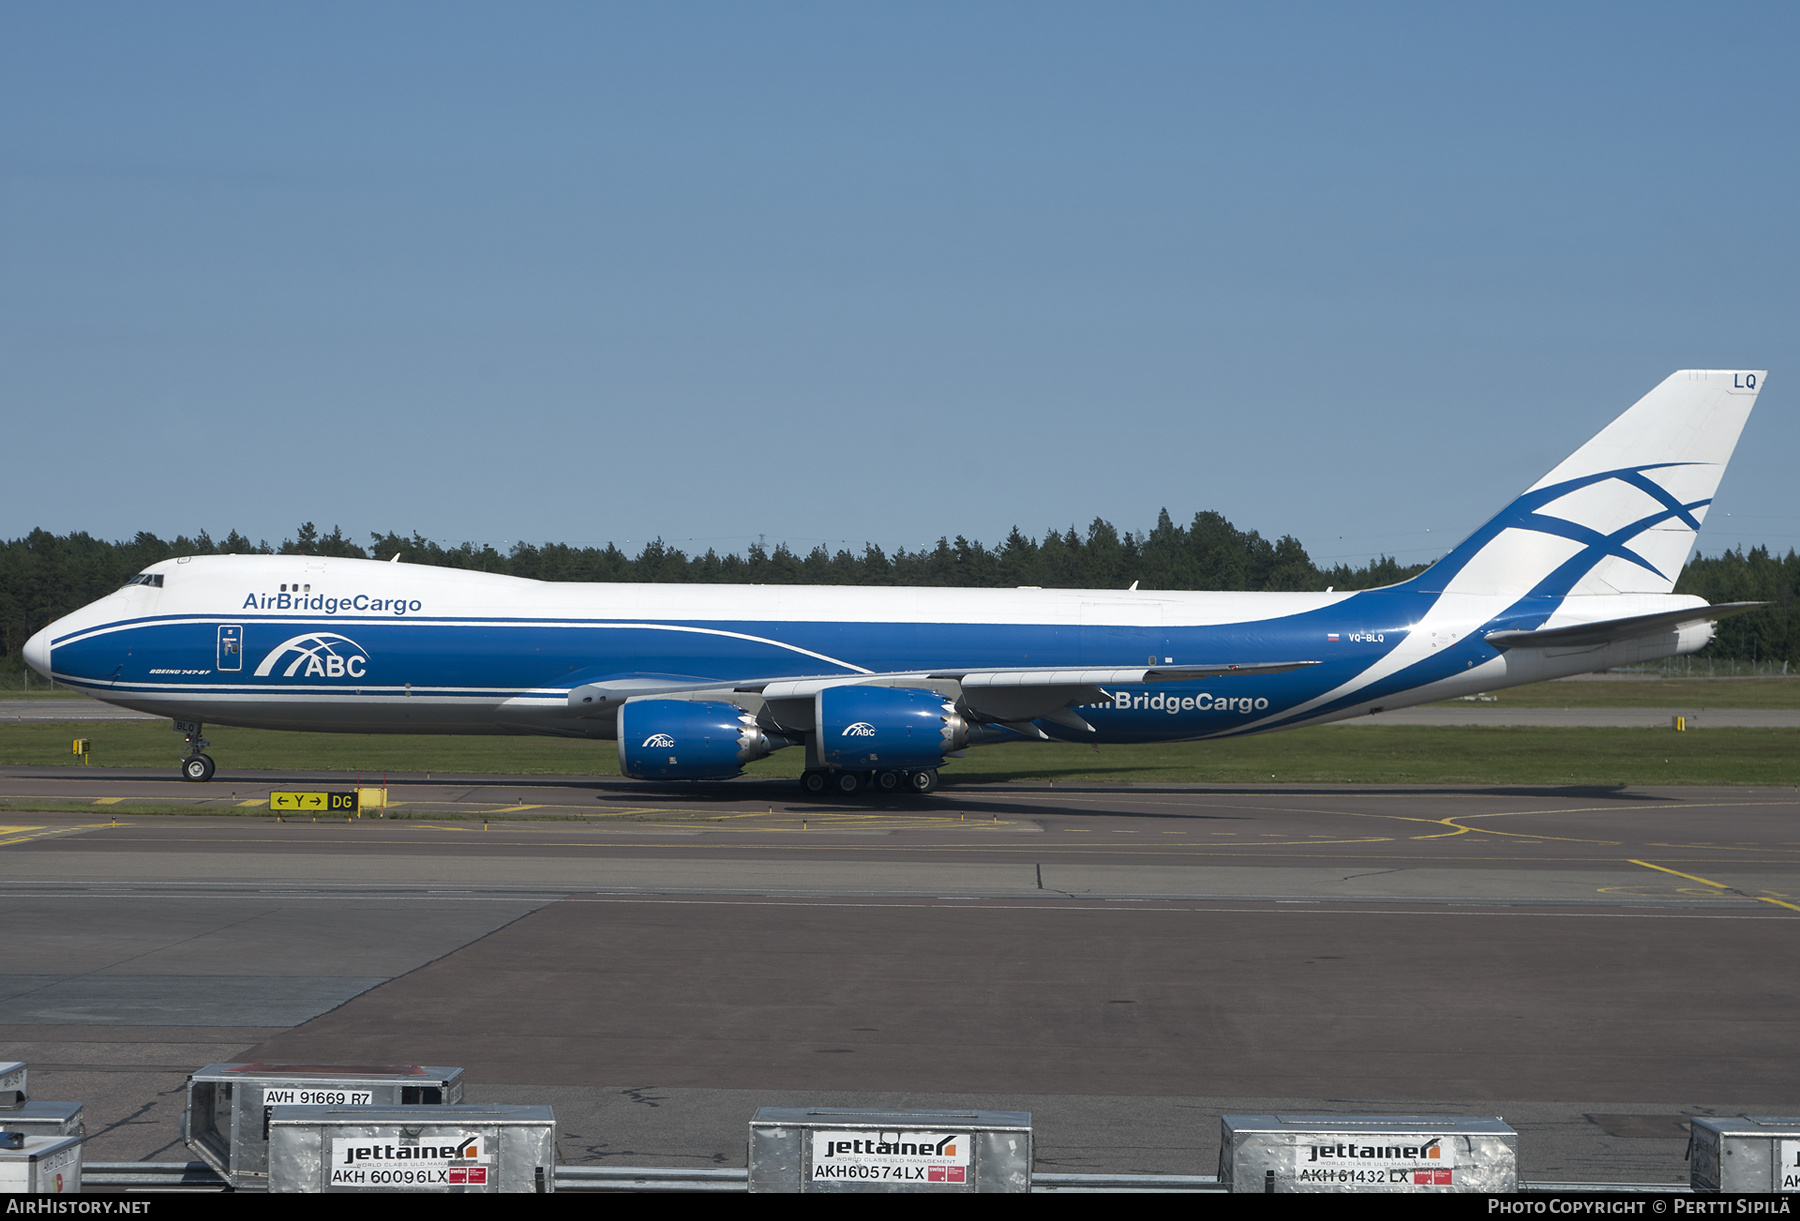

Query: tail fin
[1415,370,1764,598]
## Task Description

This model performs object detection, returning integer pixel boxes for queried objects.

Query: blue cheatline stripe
[1405,461,1705,594]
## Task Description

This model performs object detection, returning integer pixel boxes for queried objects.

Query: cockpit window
[120,573,165,589]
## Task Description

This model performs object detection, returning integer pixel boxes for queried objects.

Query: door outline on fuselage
[217,625,243,672]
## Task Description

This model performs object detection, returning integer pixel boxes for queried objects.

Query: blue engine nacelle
[618,699,788,780]
[816,685,968,770]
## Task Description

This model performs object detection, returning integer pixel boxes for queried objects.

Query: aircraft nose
[23,623,53,680]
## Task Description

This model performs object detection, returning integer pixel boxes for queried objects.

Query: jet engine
[618,699,790,780]
[816,685,969,770]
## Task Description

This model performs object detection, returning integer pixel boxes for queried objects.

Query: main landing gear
[800,768,939,797]
[179,723,215,782]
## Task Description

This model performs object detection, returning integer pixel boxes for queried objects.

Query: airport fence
[1612,658,1792,677]
[0,664,58,692]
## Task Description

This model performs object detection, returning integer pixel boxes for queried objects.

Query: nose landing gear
[177,722,215,782]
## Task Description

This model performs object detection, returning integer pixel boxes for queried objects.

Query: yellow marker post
[71,739,90,766]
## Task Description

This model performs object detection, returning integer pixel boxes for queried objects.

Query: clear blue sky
[4,3,1795,570]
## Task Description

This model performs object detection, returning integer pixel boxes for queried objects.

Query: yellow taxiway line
[1630,858,1800,913]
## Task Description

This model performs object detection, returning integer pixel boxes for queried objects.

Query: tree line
[3,514,1794,668]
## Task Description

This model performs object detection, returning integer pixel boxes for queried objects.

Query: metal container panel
[0,1135,82,1194]
[1689,1117,1800,1192]
[266,1105,556,1194]
[0,1102,83,1139]
[0,1062,25,1109]
[182,1063,464,1188]
[1219,1115,1518,1193]
[748,1108,1031,1193]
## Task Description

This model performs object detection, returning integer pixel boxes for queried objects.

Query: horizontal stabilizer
[1483,602,1765,650]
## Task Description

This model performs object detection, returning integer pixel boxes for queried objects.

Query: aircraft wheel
[873,770,901,793]
[181,754,216,783]
[907,769,939,794]
[834,770,862,796]
[800,770,829,796]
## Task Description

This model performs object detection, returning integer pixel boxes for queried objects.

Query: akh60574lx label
[810,1130,972,1183]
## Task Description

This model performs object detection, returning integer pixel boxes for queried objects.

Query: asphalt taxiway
[1,768,1795,1183]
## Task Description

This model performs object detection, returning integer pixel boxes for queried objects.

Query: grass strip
[1434,676,1800,709]
[2,721,1794,787]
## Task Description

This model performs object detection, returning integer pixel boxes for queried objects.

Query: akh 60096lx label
[329,1134,489,1188]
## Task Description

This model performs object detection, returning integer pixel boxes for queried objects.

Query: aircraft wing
[568,659,1320,732]
[1483,602,1766,650]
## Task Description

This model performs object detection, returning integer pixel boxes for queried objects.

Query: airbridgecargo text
[1112,691,1269,714]
[242,592,423,615]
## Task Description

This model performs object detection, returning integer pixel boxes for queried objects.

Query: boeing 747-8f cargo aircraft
[24,370,1767,795]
